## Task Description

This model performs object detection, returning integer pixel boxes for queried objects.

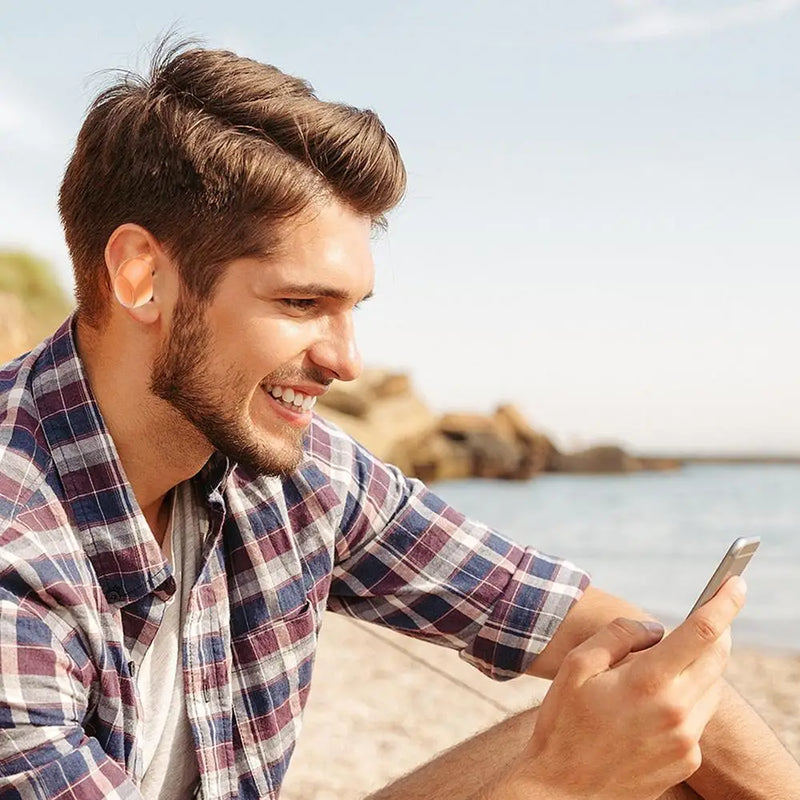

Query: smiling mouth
[263,384,318,413]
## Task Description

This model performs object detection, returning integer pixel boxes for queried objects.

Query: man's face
[150,200,374,476]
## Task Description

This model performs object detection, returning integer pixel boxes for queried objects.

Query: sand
[281,613,800,800]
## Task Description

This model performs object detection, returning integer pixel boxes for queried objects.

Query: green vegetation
[0,250,74,361]
[0,250,73,342]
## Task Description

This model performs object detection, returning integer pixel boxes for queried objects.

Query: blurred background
[1,2,798,637]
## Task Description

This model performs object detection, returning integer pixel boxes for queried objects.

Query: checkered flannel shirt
[0,316,590,799]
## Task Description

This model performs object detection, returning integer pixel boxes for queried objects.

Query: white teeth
[265,384,317,413]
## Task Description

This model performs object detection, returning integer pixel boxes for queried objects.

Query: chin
[236,426,306,477]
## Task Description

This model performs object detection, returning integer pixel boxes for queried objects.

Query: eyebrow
[275,282,374,303]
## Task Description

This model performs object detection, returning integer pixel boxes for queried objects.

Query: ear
[105,224,165,325]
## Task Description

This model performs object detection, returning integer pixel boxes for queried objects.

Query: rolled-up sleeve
[321,424,590,681]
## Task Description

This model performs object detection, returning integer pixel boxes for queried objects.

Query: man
[0,42,797,800]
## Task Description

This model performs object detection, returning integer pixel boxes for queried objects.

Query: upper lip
[265,383,329,398]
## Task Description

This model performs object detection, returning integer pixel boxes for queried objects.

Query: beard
[149,295,305,477]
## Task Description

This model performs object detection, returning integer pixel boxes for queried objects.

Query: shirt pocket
[231,600,318,798]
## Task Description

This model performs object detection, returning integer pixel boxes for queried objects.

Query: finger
[678,627,731,704]
[683,679,723,743]
[645,684,721,789]
[557,617,665,685]
[639,576,745,676]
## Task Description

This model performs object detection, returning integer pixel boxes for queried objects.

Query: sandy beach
[282,612,800,799]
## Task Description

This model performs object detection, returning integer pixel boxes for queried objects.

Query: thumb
[558,618,665,685]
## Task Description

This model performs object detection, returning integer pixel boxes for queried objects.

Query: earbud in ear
[113,258,154,309]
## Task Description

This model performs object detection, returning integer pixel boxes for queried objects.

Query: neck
[75,315,212,542]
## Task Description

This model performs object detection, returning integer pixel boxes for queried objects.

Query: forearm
[687,681,800,800]
[528,586,653,680]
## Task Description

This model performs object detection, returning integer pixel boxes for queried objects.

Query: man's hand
[493,576,746,800]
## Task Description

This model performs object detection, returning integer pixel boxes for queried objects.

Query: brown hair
[59,41,406,326]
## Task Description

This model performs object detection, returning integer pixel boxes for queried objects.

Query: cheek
[229,317,320,376]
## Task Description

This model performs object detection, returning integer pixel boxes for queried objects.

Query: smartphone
[687,536,760,617]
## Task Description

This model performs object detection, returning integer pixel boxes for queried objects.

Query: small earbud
[113,258,154,309]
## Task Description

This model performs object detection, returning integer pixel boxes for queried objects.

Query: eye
[280,298,319,311]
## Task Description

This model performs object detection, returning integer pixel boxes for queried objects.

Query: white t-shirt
[138,482,203,799]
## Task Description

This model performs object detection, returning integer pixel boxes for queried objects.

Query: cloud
[596,0,800,42]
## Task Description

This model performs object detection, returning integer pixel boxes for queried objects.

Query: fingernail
[730,576,747,599]
[641,620,665,636]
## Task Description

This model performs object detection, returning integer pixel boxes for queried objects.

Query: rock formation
[315,371,681,481]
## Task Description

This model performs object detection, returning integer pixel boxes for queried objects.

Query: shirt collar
[32,314,232,607]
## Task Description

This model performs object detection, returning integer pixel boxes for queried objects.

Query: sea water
[432,464,800,652]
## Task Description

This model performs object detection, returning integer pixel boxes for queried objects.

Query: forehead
[248,201,375,293]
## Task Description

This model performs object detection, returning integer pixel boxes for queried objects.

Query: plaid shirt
[0,317,590,800]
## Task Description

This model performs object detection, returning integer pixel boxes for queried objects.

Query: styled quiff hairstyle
[59,41,406,327]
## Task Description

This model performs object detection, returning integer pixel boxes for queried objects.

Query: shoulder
[303,413,359,469]
[303,413,422,542]
[303,412,400,490]
[227,414,408,526]
[0,343,55,527]
[227,415,359,514]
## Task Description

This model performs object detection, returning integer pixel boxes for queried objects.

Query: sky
[1,1,798,455]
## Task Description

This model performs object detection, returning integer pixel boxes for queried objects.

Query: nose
[309,312,362,383]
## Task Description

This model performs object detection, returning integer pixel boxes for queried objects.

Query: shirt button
[107,590,121,603]
[128,661,136,677]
